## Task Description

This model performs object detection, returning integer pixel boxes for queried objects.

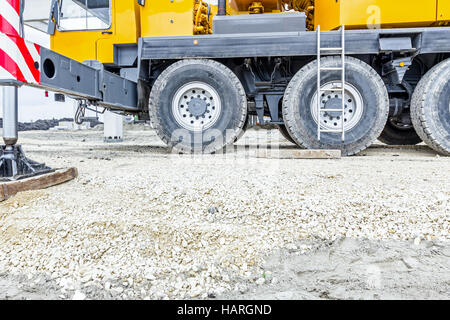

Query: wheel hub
[324,97,343,118]
[172,82,222,132]
[311,81,364,132]
[189,98,207,117]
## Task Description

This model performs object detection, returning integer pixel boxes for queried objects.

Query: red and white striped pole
[1,0,22,162]
[1,0,40,84]
[0,0,23,36]
[0,0,49,178]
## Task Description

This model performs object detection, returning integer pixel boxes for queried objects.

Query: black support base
[0,145,52,181]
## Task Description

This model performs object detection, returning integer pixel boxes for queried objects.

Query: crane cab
[49,0,141,65]
[48,0,212,66]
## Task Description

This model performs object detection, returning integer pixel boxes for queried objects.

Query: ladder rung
[320,129,344,133]
[320,109,345,112]
[320,47,343,51]
[320,67,344,71]
[319,87,344,91]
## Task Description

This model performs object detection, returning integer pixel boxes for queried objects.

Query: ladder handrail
[316,25,321,141]
[316,25,346,142]
[341,25,346,142]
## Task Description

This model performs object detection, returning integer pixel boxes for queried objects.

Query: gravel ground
[0,126,448,300]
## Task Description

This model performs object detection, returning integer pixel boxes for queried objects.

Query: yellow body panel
[315,0,444,31]
[50,0,450,65]
[438,0,450,23]
[139,1,194,37]
[51,0,140,64]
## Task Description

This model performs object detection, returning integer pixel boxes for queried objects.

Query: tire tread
[410,59,450,156]
[282,56,389,156]
[149,59,247,153]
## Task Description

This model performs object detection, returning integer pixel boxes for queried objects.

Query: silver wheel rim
[172,82,222,132]
[311,81,364,132]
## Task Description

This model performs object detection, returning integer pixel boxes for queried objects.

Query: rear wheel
[283,56,389,156]
[235,115,249,142]
[149,59,247,153]
[379,113,422,145]
[411,59,450,156]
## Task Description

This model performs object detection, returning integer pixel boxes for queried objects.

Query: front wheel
[282,56,389,156]
[149,59,247,153]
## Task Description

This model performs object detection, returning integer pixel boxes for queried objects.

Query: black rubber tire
[378,118,422,146]
[277,124,296,144]
[149,59,247,153]
[283,56,389,156]
[411,59,450,156]
[234,115,249,143]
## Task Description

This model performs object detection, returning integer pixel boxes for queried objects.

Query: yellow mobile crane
[2,0,450,174]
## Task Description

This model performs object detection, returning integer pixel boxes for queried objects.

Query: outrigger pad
[0,168,78,201]
[0,145,52,181]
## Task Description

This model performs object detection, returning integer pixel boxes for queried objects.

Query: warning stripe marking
[0,0,40,84]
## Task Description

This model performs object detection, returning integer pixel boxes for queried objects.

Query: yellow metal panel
[140,0,194,37]
[315,0,439,31]
[314,0,340,30]
[51,31,101,62]
[97,0,141,62]
[438,0,450,22]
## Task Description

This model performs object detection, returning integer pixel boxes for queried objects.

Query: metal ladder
[316,25,346,142]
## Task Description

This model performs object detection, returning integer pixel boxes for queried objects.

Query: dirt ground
[0,126,448,300]
[220,237,450,300]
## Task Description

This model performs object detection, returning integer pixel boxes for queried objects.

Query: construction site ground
[0,125,449,300]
